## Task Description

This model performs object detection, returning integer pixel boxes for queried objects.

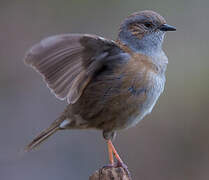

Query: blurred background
[1,0,209,179]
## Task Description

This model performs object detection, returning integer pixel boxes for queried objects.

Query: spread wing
[24,34,129,104]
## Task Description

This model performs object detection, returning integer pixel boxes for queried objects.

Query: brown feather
[25,116,66,151]
[24,33,118,104]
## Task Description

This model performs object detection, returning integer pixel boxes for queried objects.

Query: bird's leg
[102,140,115,169]
[103,131,131,178]
[107,140,114,165]
[103,131,124,166]
[108,140,132,179]
[107,140,123,165]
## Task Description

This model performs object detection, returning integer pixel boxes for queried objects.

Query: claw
[102,163,116,169]
[116,160,132,180]
[103,161,132,179]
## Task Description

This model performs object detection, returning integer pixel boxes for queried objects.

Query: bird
[24,10,176,169]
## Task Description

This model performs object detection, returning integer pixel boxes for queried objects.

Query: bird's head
[118,10,176,54]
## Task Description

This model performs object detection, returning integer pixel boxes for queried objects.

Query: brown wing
[24,34,128,104]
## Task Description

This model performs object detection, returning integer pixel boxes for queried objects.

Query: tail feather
[25,117,65,151]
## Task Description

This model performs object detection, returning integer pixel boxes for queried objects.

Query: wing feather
[24,33,127,103]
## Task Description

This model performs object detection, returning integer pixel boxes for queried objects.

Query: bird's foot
[102,163,115,169]
[116,161,132,180]
[102,161,132,180]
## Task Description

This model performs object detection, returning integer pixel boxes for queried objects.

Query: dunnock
[24,10,176,167]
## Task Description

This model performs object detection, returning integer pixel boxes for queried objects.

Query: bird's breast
[71,53,166,131]
[115,57,166,129]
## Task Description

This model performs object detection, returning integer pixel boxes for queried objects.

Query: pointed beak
[159,24,176,31]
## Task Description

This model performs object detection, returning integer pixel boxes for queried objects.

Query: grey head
[118,10,176,57]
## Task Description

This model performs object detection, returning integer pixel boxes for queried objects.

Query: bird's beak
[159,24,176,31]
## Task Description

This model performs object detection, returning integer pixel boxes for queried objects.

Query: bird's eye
[144,22,152,28]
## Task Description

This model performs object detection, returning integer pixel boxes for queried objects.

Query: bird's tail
[25,116,66,152]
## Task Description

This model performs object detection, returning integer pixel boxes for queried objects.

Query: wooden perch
[89,167,131,180]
